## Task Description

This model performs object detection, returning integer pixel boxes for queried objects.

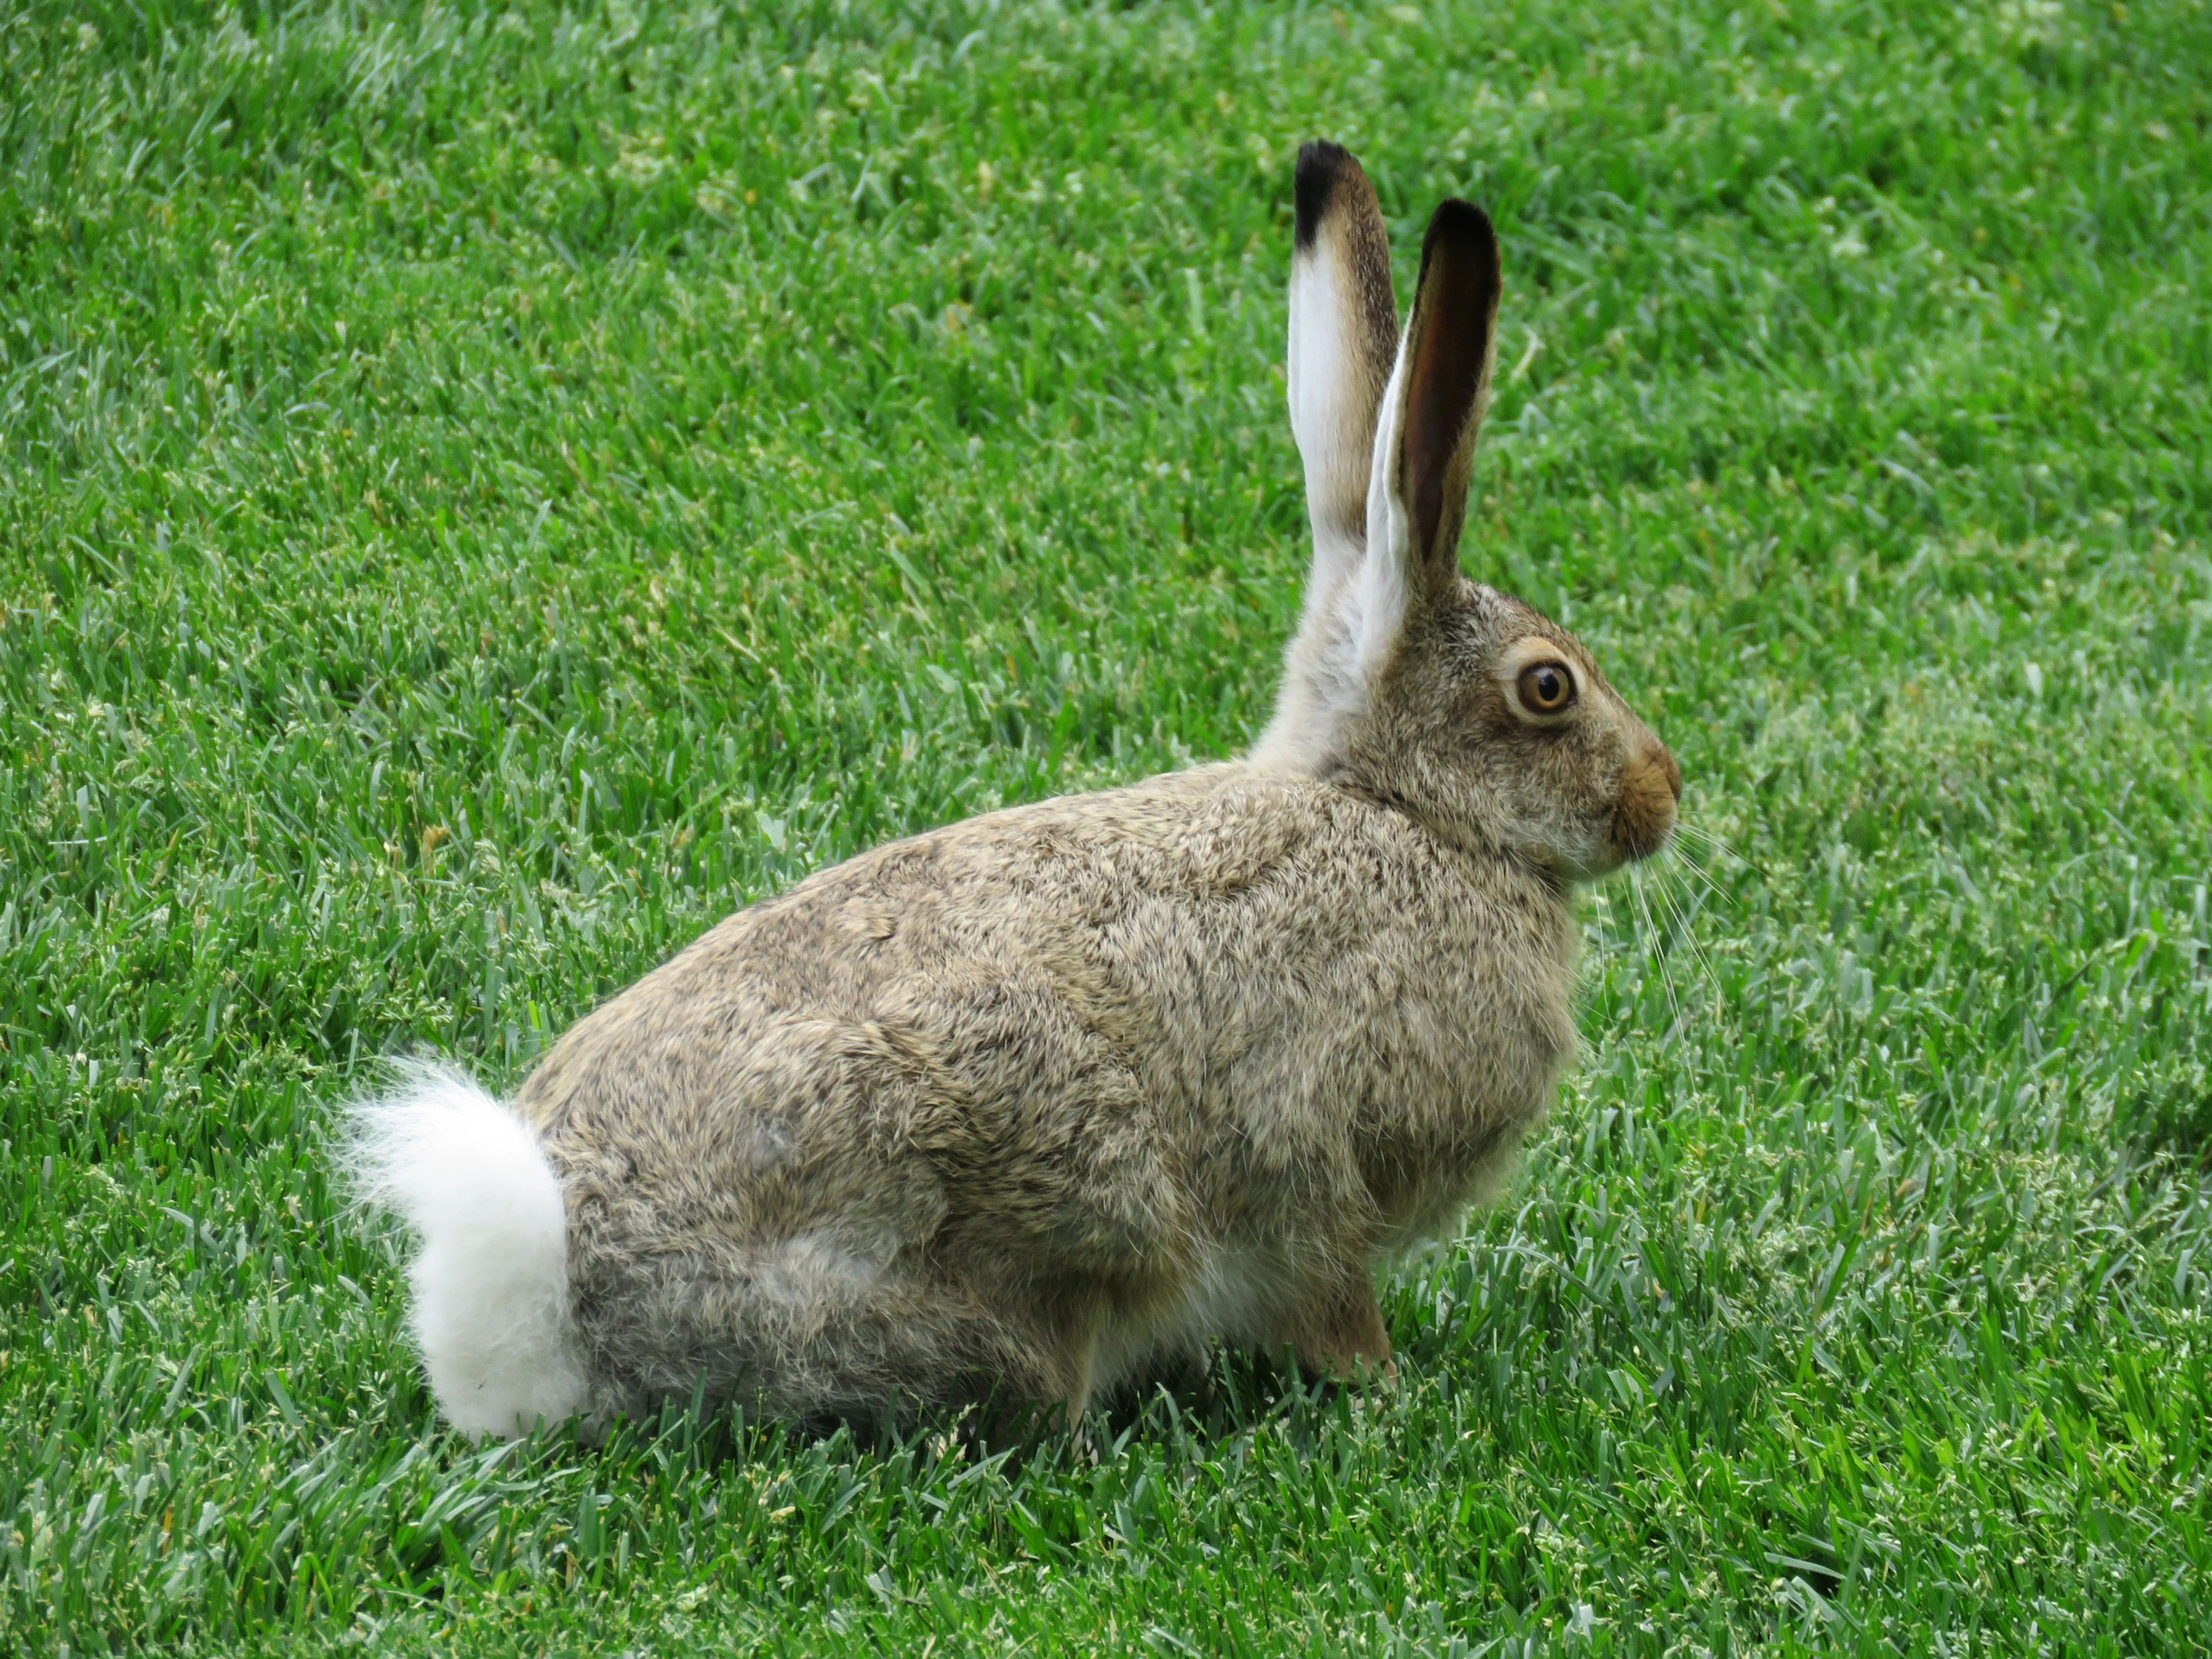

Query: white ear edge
[1350,338,1417,683]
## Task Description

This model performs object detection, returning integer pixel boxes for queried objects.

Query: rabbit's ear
[1349,199,1502,674]
[1286,142,1398,597]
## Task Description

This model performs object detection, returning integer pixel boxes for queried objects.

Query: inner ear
[1397,202,1502,572]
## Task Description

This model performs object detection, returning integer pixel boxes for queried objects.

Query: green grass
[4,0,2211,1650]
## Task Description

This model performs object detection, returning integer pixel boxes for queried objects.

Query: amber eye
[1516,661,1576,715]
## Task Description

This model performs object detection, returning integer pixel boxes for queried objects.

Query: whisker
[1662,847,1731,912]
[1650,870,1723,1005]
[1665,854,1715,915]
[1653,885,1693,1041]
[1670,818,1728,847]
[1627,865,1682,1035]
[1672,820,1768,880]
[1669,825,1732,871]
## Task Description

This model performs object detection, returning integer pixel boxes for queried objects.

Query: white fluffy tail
[346,1061,589,1438]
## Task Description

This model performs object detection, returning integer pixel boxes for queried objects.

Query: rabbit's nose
[1611,744,1680,862]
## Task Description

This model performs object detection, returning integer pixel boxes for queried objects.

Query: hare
[351,141,1681,1441]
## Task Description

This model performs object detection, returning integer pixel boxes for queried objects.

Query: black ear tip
[1421,197,1501,274]
[1293,140,1359,252]
[1298,138,1355,173]
[1425,197,1496,244]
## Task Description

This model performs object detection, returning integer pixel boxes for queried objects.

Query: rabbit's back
[514,762,1573,1418]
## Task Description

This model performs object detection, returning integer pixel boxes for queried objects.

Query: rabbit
[349,140,1682,1442]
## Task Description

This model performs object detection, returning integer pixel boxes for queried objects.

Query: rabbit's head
[1256,143,1679,882]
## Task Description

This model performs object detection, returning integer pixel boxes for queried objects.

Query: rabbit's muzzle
[1611,743,1683,863]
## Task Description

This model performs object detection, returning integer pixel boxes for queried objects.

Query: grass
[3,0,2211,1650]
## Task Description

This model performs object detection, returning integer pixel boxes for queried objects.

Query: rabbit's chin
[1527,823,1675,886]
[1539,847,1625,886]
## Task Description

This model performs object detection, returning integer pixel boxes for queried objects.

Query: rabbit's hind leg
[819,1288,1096,1440]
[575,1243,1100,1438]
[901,1281,1106,1443]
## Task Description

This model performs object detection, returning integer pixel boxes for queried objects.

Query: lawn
[4,0,2211,1651]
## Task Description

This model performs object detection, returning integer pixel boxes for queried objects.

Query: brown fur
[505,146,1679,1432]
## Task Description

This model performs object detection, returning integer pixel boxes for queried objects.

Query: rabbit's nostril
[1660,747,1683,803]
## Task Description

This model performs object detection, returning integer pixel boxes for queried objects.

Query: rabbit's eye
[1516,661,1576,715]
